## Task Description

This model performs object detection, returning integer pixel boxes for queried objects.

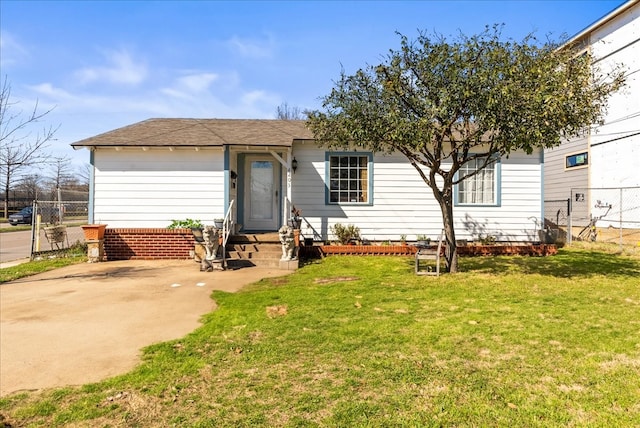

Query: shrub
[330,223,361,244]
[167,218,204,229]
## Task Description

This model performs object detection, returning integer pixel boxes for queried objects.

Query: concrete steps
[224,233,293,269]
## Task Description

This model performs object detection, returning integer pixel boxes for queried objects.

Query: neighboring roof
[566,0,638,45]
[71,118,314,149]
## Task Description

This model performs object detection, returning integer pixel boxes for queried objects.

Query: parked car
[8,206,33,226]
[8,206,60,226]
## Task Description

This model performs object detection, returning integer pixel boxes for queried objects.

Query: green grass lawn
[1,246,639,427]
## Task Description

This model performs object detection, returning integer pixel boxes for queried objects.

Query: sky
[0,0,627,170]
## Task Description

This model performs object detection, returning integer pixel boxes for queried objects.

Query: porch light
[292,157,298,173]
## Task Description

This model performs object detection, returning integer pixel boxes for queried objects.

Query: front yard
[1,244,639,427]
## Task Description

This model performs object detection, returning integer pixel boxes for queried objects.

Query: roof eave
[565,0,639,45]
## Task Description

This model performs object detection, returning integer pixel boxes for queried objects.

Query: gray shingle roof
[70,118,314,148]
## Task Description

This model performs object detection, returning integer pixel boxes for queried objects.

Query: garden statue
[279,224,297,260]
[200,225,222,271]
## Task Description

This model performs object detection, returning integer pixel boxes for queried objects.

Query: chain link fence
[543,198,570,243]
[30,200,89,260]
[568,187,640,247]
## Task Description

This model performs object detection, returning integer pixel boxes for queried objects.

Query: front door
[244,155,280,231]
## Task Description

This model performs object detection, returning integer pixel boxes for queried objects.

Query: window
[326,153,372,204]
[566,152,588,169]
[456,157,500,206]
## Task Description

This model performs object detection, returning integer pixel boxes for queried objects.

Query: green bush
[167,218,203,229]
[330,223,361,244]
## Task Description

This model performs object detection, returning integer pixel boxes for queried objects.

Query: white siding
[93,148,225,228]
[589,4,640,189]
[291,142,543,242]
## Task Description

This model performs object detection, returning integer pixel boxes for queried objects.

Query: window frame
[325,152,374,206]
[565,151,589,169]
[454,155,502,207]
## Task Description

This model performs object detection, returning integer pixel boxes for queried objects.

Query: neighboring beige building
[544,0,640,229]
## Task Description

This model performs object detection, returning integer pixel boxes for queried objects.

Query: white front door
[244,155,280,231]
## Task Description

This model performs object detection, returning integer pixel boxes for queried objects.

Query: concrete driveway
[0,260,288,396]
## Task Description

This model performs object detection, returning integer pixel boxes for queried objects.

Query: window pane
[458,157,496,205]
[566,152,588,168]
[328,154,371,204]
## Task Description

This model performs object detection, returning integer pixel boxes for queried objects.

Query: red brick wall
[104,228,195,260]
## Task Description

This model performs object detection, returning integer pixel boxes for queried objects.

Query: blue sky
[1,0,626,169]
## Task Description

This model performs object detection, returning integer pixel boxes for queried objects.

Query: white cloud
[226,34,275,59]
[74,49,148,86]
[0,31,29,67]
[177,73,219,92]
[29,83,73,99]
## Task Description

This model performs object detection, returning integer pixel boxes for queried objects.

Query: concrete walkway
[0,260,289,396]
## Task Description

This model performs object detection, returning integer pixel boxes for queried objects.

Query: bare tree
[76,163,91,190]
[0,77,58,217]
[44,156,74,200]
[275,102,305,120]
[15,173,43,203]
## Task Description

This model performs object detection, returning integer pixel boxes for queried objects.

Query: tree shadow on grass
[460,249,640,278]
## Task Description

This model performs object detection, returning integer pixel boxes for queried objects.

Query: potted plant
[214,218,224,229]
[289,205,303,229]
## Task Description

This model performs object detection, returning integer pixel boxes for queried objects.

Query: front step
[224,233,296,269]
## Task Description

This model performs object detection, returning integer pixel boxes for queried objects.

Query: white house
[544,0,640,229]
[72,118,544,243]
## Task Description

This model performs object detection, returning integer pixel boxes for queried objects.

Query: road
[0,226,85,264]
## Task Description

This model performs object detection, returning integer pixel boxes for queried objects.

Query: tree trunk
[3,170,9,219]
[439,196,459,273]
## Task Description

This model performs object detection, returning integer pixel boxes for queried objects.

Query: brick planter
[103,228,195,260]
[315,244,556,257]
[320,245,417,256]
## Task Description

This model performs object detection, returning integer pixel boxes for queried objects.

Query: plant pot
[81,224,107,240]
[191,227,204,243]
[288,218,302,229]
[214,219,224,229]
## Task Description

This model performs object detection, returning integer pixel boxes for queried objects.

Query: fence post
[567,195,573,245]
[619,188,623,251]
